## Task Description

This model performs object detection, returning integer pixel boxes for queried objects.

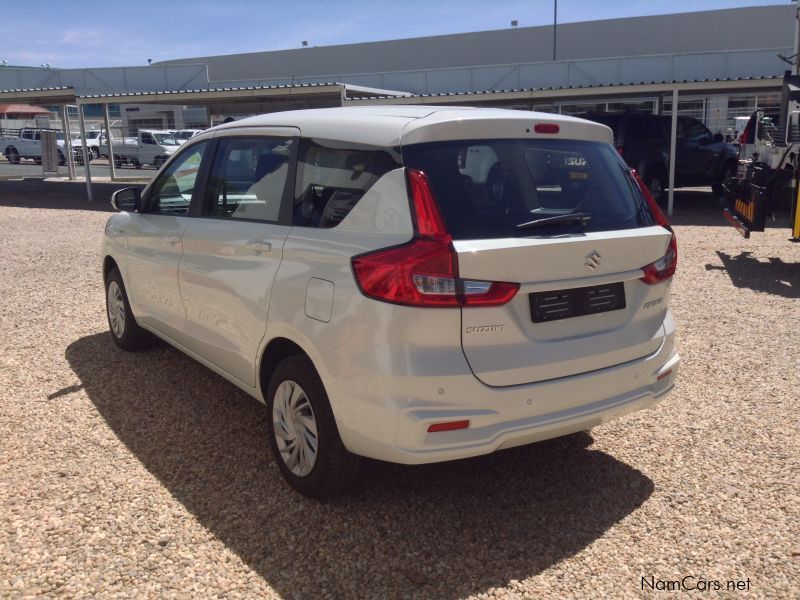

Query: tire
[91,147,100,160]
[644,169,667,203]
[105,268,150,351]
[34,157,42,165]
[154,156,164,169]
[58,151,66,166]
[267,355,361,498]
[712,163,736,197]
[132,159,142,169]
[5,146,20,164]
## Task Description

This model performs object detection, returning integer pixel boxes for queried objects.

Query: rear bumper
[326,330,679,465]
[392,352,678,464]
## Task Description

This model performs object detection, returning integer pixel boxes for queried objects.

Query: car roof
[206,106,612,147]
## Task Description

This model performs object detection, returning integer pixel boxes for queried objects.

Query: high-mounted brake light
[631,169,677,284]
[351,169,520,307]
[534,123,560,134]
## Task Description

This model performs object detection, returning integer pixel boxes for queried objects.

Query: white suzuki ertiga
[103,106,679,497]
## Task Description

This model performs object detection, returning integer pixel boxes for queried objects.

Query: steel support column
[76,101,93,202]
[668,88,678,216]
[59,105,76,180]
[102,103,116,181]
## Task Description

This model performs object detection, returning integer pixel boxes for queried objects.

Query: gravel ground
[0,186,798,599]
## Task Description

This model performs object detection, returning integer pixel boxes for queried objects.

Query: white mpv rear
[102,106,679,497]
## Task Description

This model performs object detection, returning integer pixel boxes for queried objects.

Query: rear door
[177,130,298,387]
[403,136,672,387]
[667,117,714,185]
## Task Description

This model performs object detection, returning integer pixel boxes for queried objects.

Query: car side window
[293,141,399,228]
[146,142,208,215]
[684,119,712,144]
[204,137,294,222]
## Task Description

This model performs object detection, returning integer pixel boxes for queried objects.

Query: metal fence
[0,102,213,183]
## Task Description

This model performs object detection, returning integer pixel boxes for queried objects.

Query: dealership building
[0,5,796,140]
[159,4,797,135]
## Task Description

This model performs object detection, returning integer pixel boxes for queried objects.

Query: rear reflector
[657,369,673,381]
[534,123,560,134]
[427,420,470,433]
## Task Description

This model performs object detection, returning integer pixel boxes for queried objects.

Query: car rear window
[402,138,656,240]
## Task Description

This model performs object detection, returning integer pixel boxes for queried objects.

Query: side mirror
[111,187,142,212]
[712,133,723,144]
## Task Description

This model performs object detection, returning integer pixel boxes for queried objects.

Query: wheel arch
[258,337,310,400]
[103,255,119,283]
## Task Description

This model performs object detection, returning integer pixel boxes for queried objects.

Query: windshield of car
[402,138,656,239]
[153,133,179,145]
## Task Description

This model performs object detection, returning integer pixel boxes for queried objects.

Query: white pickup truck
[101,130,180,169]
[76,130,108,160]
[1,128,84,165]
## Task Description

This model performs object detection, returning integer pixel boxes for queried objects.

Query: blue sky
[0,0,788,68]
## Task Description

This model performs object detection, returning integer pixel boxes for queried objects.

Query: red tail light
[631,169,677,284]
[640,234,677,284]
[351,169,520,307]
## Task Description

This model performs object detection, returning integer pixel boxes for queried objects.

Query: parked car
[73,130,105,160]
[102,106,680,497]
[100,129,180,169]
[174,129,204,143]
[581,112,738,199]
[1,127,85,165]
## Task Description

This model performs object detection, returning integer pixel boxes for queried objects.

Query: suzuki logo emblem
[585,252,601,270]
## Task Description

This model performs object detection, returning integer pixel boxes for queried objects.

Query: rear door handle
[247,240,272,253]
[165,235,181,245]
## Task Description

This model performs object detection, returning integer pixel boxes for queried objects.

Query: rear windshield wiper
[516,212,592,230]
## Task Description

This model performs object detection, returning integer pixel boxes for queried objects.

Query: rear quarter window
[293,141,400,228]
[402,138,655,240]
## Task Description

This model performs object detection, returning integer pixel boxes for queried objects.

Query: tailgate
[457,227,672,386]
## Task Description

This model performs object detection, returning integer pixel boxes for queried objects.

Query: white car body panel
[178,219,291,387]
[454,227,673,386]
[124,214,189,337]
[102,106,679,466]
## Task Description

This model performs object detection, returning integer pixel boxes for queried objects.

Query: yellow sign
[734,198,755,223]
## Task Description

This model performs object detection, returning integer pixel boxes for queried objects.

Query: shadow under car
[64,332,654,599]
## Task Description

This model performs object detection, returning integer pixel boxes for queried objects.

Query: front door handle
[247,240,272,254]
[165,235,181,245]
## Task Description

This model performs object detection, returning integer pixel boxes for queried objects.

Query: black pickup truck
[581,112,738,201]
